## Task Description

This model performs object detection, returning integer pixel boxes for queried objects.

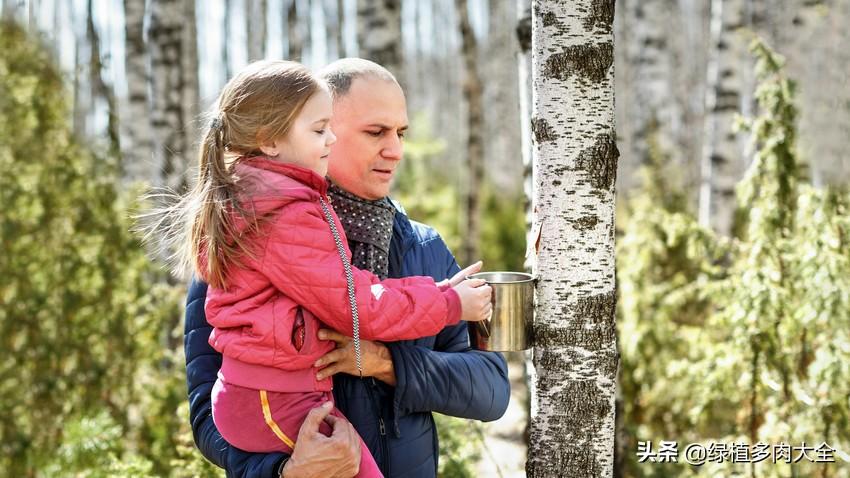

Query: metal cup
[466,272,534,351]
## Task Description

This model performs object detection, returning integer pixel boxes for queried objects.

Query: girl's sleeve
[258,203,461,341]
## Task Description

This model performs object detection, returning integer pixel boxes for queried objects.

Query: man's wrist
[279,456,299,478]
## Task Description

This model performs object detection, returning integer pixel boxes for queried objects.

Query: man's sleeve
[387,246,511,422]
[184,279,286,478]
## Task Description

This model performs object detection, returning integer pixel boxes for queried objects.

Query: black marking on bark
[535,290,617,353]
[552,179,562,187]
[531,117,559,143]
[576,132,619,191]
[583,0,615,33]
[541,11,560,28]
[544,42,614,84]
[572,215,599,231]
[527,353,616,477]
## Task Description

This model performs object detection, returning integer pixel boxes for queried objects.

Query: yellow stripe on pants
[259,390,296,449]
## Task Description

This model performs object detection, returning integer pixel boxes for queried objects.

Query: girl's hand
[437,261,484,289]
[314,329,396,385]
[454,278,492,322]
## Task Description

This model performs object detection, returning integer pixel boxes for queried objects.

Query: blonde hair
[142,60,323,289]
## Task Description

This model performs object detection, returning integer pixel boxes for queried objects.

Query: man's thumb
[303,401,334,429]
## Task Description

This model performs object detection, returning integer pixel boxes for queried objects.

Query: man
[184,58,510,478]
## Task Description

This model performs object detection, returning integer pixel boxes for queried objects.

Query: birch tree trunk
[323,0,341,59]
[148,0,199,191]
[484,0,522,192]
[624,0,677,167]
[699,0,759,235]
[455,0,483,266]
[246,0,267,61]
[287,0,303,61]
[122,0,154,184]
[527,1,619,476]
[86,0,120,157]
[356,0,404,88]
[224,0,232,78]
[517,0,533,265]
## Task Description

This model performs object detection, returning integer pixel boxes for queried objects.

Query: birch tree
[122,0,154,184]
[148,0,200,191]
[527,1,619,476]
[246,0,267,61]
[86,0,120,157]
[484,0,522,192]
[517,0,533,263]
[699,0,760,235]
[623,0,678,167]
[323,0,342,59]
[455,0,483,266]
[287,0,303,61]
[357,0,404,88]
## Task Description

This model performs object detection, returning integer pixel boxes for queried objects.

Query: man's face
[326,77,408,200]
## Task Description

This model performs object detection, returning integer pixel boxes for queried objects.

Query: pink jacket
[204,156,461,393]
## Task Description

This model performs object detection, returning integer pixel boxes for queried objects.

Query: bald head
[317,58,401,101]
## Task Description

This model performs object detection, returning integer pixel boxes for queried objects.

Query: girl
[177,60,491,477]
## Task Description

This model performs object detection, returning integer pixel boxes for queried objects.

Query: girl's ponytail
[137,60,321,289]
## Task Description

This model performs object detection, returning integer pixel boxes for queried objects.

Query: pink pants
[211,379,383,478]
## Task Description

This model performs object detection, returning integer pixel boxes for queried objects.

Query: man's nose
[381,134,403,161]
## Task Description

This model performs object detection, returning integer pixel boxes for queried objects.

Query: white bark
[455,0,483,266]
[699,0,760,235]
[286,0,303,61]
[148,0,199,191]
[483,0,522,192]
[323,0,341,59]
[121,0,154,184]
[246,0,267,61]
[356,0,404,88]
[528,1,618,476]
[517,0,533,270]
[625,0,678,165]
[86,0,120,155]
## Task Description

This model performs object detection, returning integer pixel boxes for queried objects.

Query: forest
[0,0,848,477]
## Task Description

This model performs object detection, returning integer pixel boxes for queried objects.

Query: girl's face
[271,88,337,176]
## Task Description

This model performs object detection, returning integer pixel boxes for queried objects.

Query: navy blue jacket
[184,205,510,477]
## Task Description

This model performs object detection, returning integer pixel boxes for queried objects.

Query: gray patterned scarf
[328,183,396,279]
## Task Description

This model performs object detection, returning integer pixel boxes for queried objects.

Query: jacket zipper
[366,378,391,476]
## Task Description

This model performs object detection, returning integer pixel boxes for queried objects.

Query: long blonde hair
[143,60,322,289]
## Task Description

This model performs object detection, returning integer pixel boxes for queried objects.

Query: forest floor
[475,351,529,477]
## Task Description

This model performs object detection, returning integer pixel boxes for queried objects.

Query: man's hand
[315,329,396,386]
[437,260,484,289]
[281,402,361,478]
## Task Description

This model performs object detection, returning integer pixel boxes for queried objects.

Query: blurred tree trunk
[484,0,522,192]
[323,0,341,59]
[224,0,232,78]
[86,0,120,157]
[624,0,677,167]
[455,0,483,266]
[72,32,89,138]
[699,0,760,235]
[517,0,533,261]
[247,0,267,61]
[122,0,154,183]
[287,0,303,61]
[527,0,619,476]
[148,0,199,192]
[357,0,404,88]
